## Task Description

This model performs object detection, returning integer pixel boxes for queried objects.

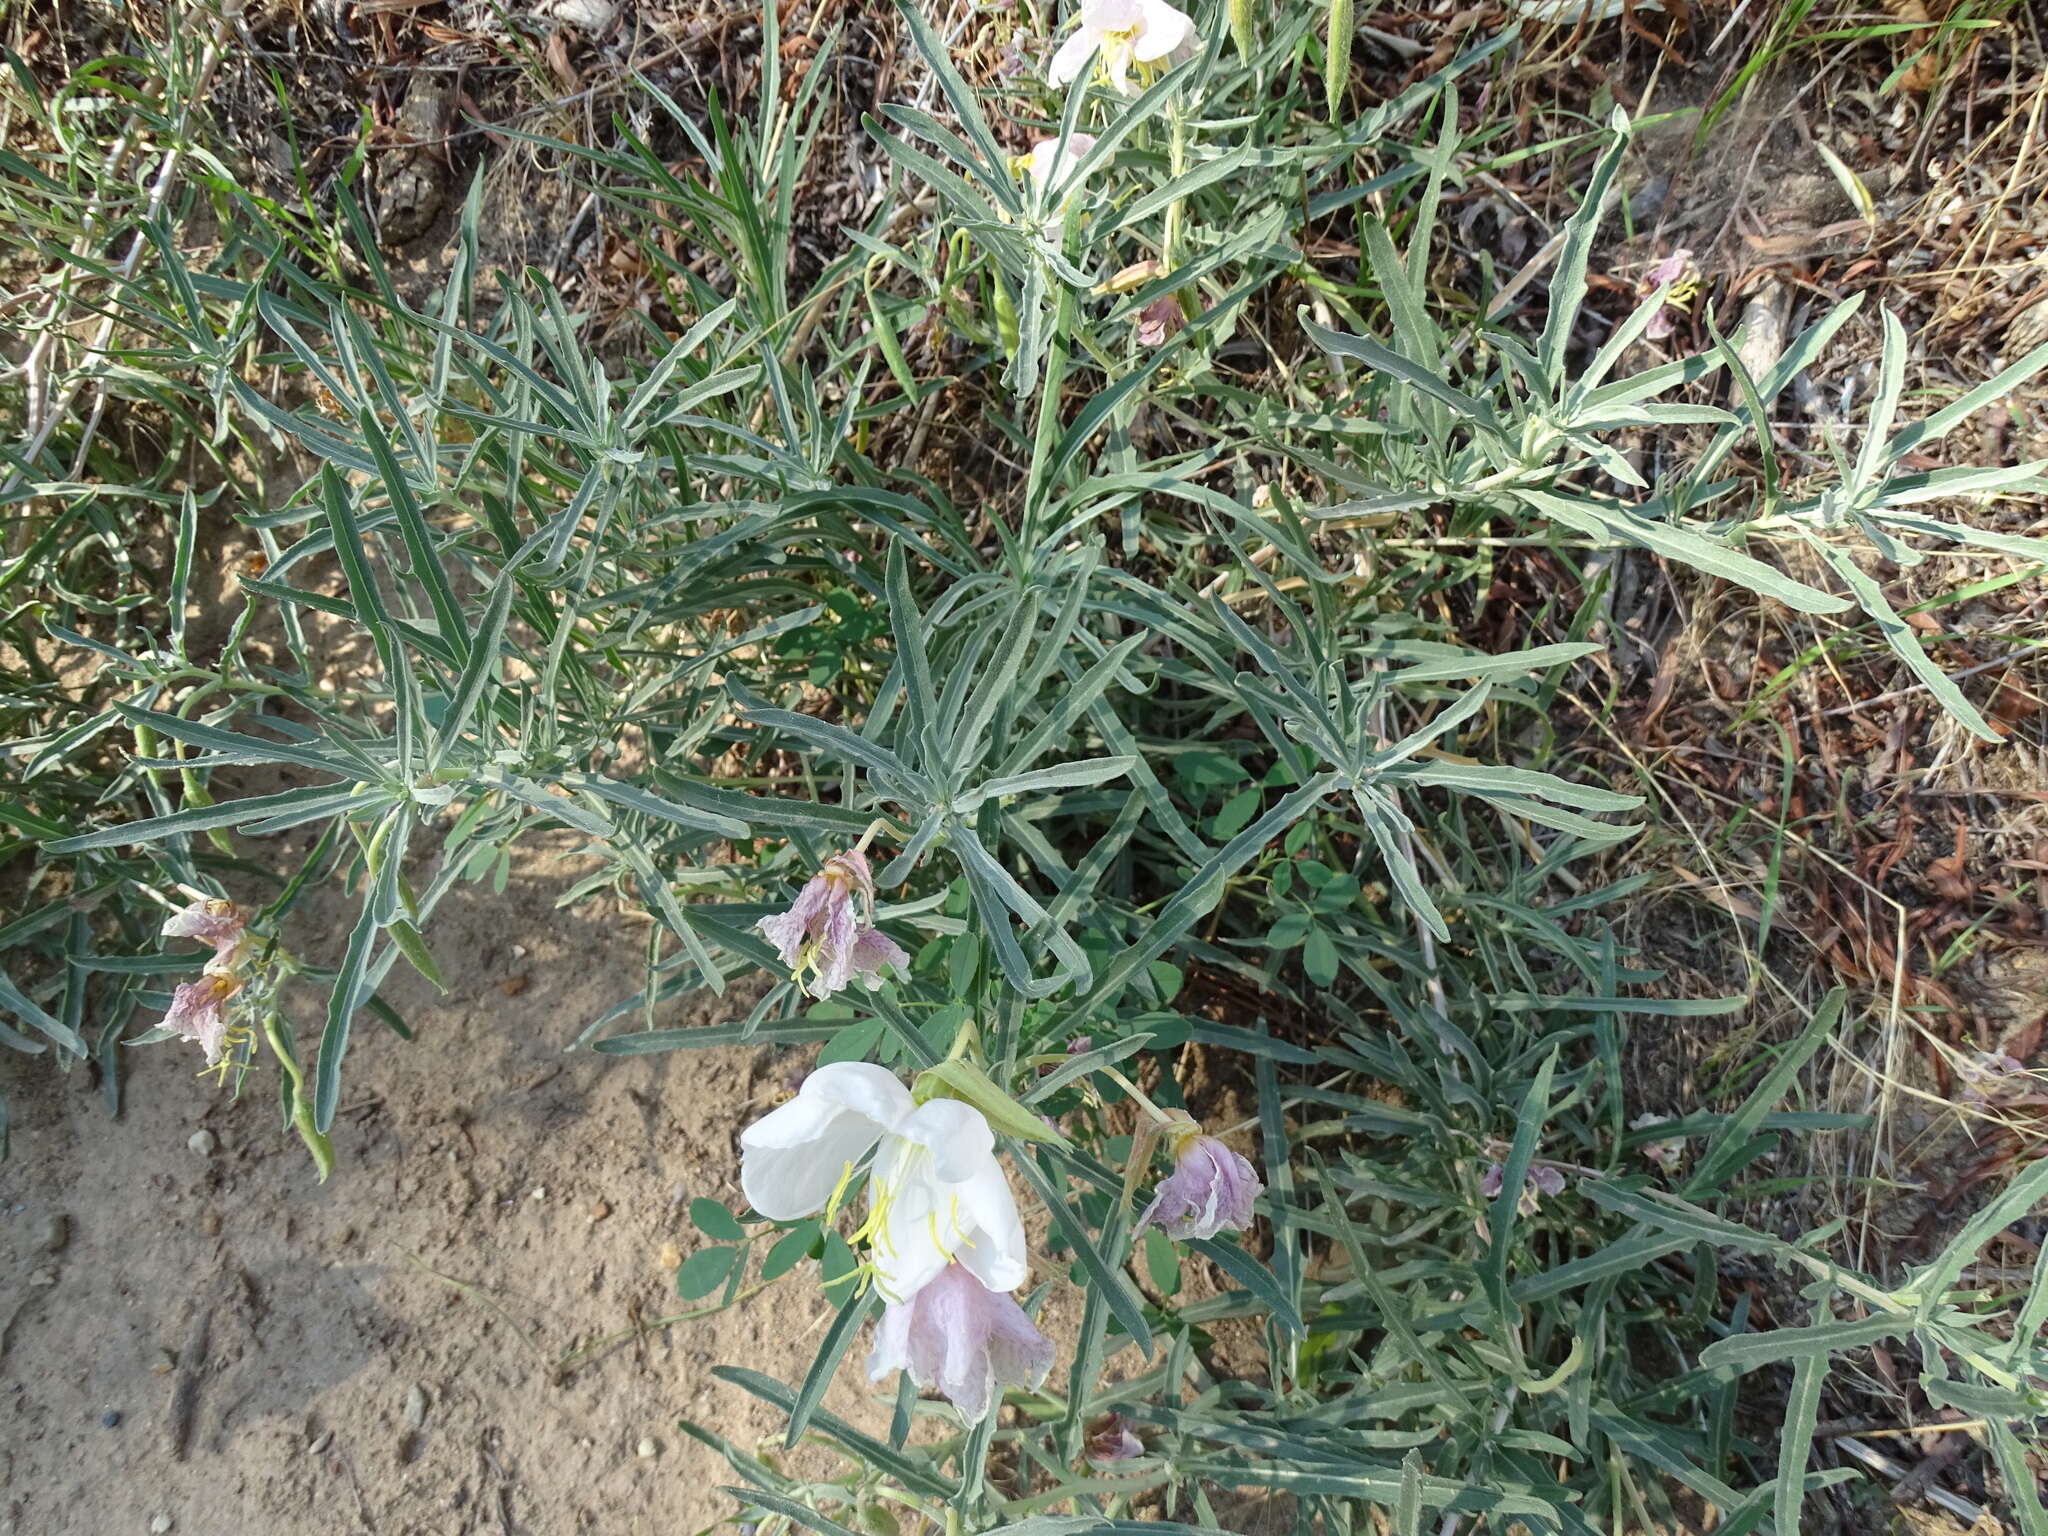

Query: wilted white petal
[851,926,909,990]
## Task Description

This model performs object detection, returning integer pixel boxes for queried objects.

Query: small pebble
[529,1186,546,1201]
[27,1267,58,1288]
[152,1350,177,1376]
[36,1213,69,1253]
[187,1129,216,1157]
[657,1241,682,1271]
[102,1410,122,1429]
[403,1384,429,1430]
[149,1517,174,1534]
[589,1200,611,1224]
[636,1437,658,1460]
[308,1430,333,1456]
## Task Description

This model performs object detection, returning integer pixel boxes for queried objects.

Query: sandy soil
[0,865,883,1536]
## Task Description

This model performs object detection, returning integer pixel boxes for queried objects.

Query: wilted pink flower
[1641,247,1694,341]
[163,972,242,1064]
[162,898,248,973]
[1629,1113,1687,1174]
[1086,1411,1144,1463]
[1137,1127,1261,1240]
[1957,1052,2029,1103]
[866,1261,1054,1423]
[1481,1162,1567,1216]
[1643,249,1692,288]
[1135,296,1183,347]
[757,849,909,1000]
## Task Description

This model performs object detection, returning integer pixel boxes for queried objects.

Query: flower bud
[1098,260,1164,296]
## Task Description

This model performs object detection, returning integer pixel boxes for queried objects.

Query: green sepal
[912,1058,1071,1148]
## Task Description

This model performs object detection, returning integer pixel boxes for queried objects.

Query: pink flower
[1643,249,1692,288]
[1137,1129,1261,1240]
[163,973,242,1064]
[1641,247,1694,341]
[1086,1411,1144,1463]
[1481,1162,1567,1216]
[1135,296,1183,347]
[866,1261,1054,1423]
[757,849,909,1000]
[162,898,248,973]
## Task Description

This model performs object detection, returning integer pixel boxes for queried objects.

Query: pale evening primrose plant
[739,1063,1029,1302]
[1047,0,1195,92]
[756,847,909,1000]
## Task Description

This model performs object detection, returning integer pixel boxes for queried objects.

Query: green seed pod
[1228,0,1255,63]
[1326,0,1355,122]
[992,277,1019,361]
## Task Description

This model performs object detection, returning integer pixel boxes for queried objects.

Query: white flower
[739,1063,1029,1301]
[1023,132,1099,196]
[1048,0,1195,92]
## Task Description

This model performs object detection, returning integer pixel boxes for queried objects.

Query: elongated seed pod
[1228,0,1255,63]
[1326,0,1354,122]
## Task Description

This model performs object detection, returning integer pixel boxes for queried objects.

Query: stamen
[823,1159,861,1222]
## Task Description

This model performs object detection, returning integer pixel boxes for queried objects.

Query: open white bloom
[739,1063,1029,1301]
[1048,0,1195,92]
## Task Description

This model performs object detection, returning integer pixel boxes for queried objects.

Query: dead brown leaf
[1926,823,1972,904]
[546,27,581,92]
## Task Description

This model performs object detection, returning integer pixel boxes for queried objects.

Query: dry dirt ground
[0,864,906,1536]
